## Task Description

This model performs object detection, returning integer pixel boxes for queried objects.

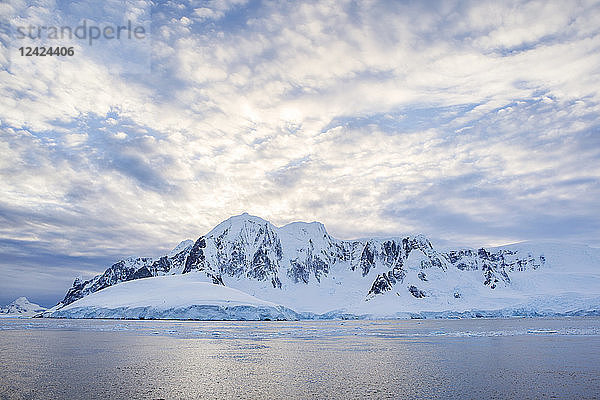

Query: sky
[1,0,599,306]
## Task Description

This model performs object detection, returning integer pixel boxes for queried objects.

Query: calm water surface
[1,317,599,399]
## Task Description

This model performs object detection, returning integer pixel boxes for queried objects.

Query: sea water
[1,317,599,399]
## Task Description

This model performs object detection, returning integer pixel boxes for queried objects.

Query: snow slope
[0,297,46,318]
[51,273,300,320]
[51,213,600,319]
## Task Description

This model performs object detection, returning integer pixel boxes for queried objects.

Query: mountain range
[45,213,600,319]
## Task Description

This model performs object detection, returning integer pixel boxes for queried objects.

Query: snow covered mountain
[51,213,600,319]
[0,297,46,317]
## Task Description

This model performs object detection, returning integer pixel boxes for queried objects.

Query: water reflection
[1,318,599,399]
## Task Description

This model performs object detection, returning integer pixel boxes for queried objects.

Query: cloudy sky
[1,0,599,306]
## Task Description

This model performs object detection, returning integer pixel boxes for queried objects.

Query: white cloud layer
[1,0,600,304]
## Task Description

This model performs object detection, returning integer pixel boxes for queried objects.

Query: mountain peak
[228,212,265,222]
[1,297,46,316]
[280,220,329,238]
[168,239,194,257]
[9,297,36,308]
[207,213,273,238]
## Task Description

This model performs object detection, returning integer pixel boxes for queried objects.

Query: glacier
[51,274,301,320]
[46,213,600,320]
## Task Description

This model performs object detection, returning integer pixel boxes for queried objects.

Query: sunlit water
[1,317,599,399]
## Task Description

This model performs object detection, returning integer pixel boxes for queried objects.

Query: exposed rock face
[59,213,547,307]
[445,247,543,289]
[408,285,426,298]
[61,257,155,305]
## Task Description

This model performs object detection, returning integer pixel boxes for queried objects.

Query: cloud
[267,155,312,188]
[1,0,600,303]
[0,238,117,307]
